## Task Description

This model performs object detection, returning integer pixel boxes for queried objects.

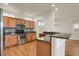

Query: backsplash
[4,28,15,33]
[4,28,35,33]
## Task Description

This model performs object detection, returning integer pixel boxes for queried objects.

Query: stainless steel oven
[16,24,26,45]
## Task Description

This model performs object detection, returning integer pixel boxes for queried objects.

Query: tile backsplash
[4,28,15,33]
[4,28,35,33]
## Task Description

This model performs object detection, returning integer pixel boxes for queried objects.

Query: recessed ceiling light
[55,7,58,11]
[51,4,55,7]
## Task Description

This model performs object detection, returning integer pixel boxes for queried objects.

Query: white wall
[54,17,79,33]
[41,12,55,32]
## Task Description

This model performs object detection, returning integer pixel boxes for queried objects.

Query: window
[73,23,79,32]
[73,23,79,29]
[38,20,44,27]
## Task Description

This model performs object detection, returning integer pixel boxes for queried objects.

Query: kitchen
[0,3,79,56]
[3,14,51,56]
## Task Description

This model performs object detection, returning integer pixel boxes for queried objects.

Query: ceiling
[0,3,79,19]
[0,3,52,16]
[55,3,79,19]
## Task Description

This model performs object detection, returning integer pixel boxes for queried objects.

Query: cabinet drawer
[29,21,35,29]
[4,34,17,48]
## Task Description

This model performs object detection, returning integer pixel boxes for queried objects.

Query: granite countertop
[4,31,36,35]
[43,31,60,35]
[69,33,79,39]
[49,33,71,39]
[49,32,79,40]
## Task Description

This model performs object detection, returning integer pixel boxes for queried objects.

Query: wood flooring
[3,40,51,56]
[3,41,37,56]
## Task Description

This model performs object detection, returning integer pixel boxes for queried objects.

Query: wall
[34,11,55,39]
[43,12,55,32]
[55,17,79,33]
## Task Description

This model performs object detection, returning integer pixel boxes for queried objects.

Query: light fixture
[55,7,58,11]
[51,4,55,7]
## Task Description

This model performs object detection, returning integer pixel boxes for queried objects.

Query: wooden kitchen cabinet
[3,16,9,27]
[3,16,35,28]
[31,33,36,40]
[29,21,35,29]
[25,20,35,29]
[25,20,30,28]
[26,32,36,42]
[4,34,18,48]
[65,40,79,56]
[37,41,51,56]
[26,33,32,42]
[16,18,25,25]
[8,18,16,27]
[3,16,16,27]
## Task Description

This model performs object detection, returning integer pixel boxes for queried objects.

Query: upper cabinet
[8,18,16,27]
[16,18,25,25]
[29,21,35,29]
[25,20,35,29]
[3,16,9,27]
[3,16,35,29]
[3,16,16,28]
[25,20,30,28]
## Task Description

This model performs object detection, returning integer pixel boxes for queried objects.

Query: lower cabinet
[37,40,51,56]
[24,40,51,56]
[26,32,36,42]
[26,33,32,42]
[65,40,79,56]
[4,34,18,48]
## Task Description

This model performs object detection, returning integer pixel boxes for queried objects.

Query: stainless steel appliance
[16,24,26,45]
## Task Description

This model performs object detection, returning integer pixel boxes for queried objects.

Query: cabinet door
[29,21,35,29]
[4,35,17,48]
[31,33,36,40]
[19,19,25,25]
[4,35,10,47]
[16,19,25,25]
[25,20,30,28]
[26,33,32,42]
[3,16,9,27]
[10,35,17,46]
[65,40,79,56]
[8,18,16,27]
